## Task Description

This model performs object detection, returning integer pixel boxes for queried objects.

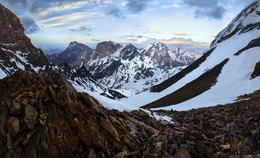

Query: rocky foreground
[0,70,259,158]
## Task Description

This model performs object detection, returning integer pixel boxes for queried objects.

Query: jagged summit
[120,43,141,61]
[93,41,122,58]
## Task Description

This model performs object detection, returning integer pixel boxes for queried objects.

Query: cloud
[173,33,187,36]
[38,1,94,17]
[126,0,151,14]
[91,38,100,42]
[20,16,40,34]
[54,0,101,5]
[39,12,101,28]
[152,30,162,34]
[103,0,113,4]
[183,0,226,19]
[120,34,145,39]
[108,8,125,18]
[128,38,138,42]
[70,26,92,32]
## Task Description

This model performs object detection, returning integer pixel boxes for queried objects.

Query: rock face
[0,70,135,157]
[0,4,48,79]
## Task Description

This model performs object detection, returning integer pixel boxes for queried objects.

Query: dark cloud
[183,0,226,19]
[126,0,151,14]
[30,1,40,13]
[20,16,40,34]
[108,8,125,18]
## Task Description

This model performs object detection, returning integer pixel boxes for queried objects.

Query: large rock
[24,105,38,129]
[6,117,19,137]
[251,62,260,78]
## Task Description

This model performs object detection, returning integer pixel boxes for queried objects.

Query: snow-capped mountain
[138,0,260,110]
[47,41,93,66]
[53,41,203,93]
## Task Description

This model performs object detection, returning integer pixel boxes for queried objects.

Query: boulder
[6,117,19,137]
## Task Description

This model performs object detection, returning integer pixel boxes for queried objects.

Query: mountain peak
[94,41,122,58]
[211,0,260,47]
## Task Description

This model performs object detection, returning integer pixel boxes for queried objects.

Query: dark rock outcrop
[0,4,48,76]
[251,61,260,78]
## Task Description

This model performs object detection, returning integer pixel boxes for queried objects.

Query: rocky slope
[0,4,48,79]
[0,70,259,158]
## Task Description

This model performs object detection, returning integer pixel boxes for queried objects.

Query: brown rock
[142,151,159,158]
[24,105,38,129]
[10,101,22,114]
[28,91,34,98]
[88,148,96,158]
[154,141,164,154]
[221,144,231,151]
[231,141,243,154]
[150,117,158,129]
[6,117,20,137]
[101,117,120,142]
[173,148,191,158]
[6,133,12,149]
[162,150,173,158]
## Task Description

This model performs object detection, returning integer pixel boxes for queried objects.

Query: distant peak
[69,41,79,46]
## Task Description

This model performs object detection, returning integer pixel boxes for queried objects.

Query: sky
[0,0,255,49]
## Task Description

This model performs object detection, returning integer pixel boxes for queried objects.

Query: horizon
[0,0,255,49]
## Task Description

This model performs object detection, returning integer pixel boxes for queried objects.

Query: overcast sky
[0,0,255,48]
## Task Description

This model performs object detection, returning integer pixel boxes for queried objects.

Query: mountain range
[47,41,203,93]
[0,1,260,157]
